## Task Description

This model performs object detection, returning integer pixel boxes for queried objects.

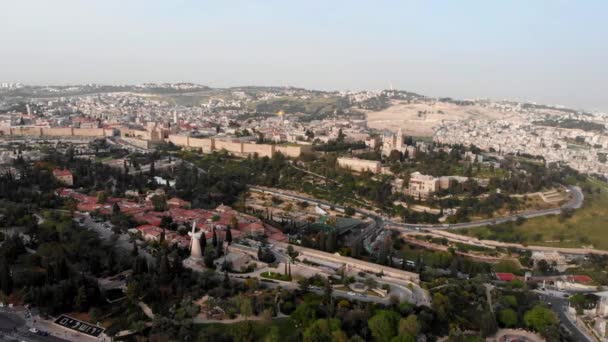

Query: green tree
[368,310,400,342]
[96,191,107,204]
[74,285,87,312]
[238,295,254,318]
[303,319,346,342]
[159,253,172,285]
[524,305,558,333]
[131,240,139,257]
[263,326,280,342]
[499,308,518,328]
[204,248,216,268]
[398,314,420,336]
[479,310,498,337]
[226,226,233,245]
[291,303,316,330]
[0,258,13,295]
[390,335,415,342]
[151,194,168,212]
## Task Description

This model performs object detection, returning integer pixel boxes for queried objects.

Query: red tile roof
[567,275,593,283]
[53,168,73,177]
[495,273,519,282]
[167,197,191,208]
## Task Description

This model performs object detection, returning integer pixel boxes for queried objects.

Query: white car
[29,328,38,334]
[347,292,356,296]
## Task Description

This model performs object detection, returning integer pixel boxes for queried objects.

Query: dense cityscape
[1,1,607,342]
[0,81,606,342]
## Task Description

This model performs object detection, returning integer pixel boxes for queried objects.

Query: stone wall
[121,128,150,140]
[11,127,43,136]
[168,135,190,148]
[276,145,310,158]
[242,143,274,158]
[215,140,244,154]
[188,137,214,153]
[165,134,308,158]
[0,127,112,138]
[44,127,74,136]
[337,157,381,174]
[72,128,107,137]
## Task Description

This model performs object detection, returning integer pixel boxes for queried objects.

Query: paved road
[251,185,584,232]
[0,311,68,342]
[535,290,593,342]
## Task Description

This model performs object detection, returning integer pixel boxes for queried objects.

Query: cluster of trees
[300,228,339,253]
[533,118,606,133]
[0,211,120,315]
[313,140,367,153]
[174,153,247,209]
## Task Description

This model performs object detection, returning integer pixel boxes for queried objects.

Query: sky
[1,0,607,111]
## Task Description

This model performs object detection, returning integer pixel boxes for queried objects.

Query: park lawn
[458,180,608,250]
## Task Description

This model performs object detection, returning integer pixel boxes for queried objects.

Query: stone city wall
[214,140,244,154]
[337,157,382,174]
[0,127,307,158]
[242,143,274,158]
[168,135,190,148]
[0,127,112,138]
[276,145,311,158]
[120,128,150,140]
[188,137,215,153]
[165,134,308,158]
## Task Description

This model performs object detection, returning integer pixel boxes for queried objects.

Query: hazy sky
[1,0,606,111]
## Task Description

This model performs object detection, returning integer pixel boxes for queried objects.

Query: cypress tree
[159,253,171,285]
[131,240,139,257]
[226,226,233,245]
[0,258,12,295]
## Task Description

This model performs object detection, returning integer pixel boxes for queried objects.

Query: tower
[396,128,404,150]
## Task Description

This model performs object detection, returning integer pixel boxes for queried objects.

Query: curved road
[250,185,584,232]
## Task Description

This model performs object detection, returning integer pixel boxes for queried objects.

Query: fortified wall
[0,127,115,138]
[337,157,382,174]
[167,134,310,158]
[0,127,310,158]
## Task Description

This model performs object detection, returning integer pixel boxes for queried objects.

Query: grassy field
[458,179,608,250]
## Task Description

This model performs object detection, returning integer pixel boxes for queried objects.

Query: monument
[183,220,205,270]
[189,220,203,261]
